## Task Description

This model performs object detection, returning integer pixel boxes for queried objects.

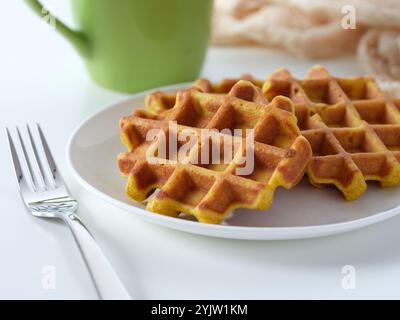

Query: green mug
[25,0,213,93]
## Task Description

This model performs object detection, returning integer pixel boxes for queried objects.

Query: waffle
[145,66,400,200]
[118,81,312,224]
[264,66,400,200]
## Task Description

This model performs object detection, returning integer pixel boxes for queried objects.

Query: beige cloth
[212,0,400,89]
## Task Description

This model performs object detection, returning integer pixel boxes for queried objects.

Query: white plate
[67,83,400,240]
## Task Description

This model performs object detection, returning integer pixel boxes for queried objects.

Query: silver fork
[6,124,131,300]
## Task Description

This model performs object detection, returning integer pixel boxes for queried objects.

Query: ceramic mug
[25,0,213,93]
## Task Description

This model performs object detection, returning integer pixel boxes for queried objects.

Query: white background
[0,0,399,299]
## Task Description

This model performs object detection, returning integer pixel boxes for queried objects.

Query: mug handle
[24,0,90,57]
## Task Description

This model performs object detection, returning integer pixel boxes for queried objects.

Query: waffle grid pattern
[119,81,311,223]
[264,66,400,200]
[145,66,400,200]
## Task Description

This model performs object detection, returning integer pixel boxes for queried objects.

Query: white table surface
[1,1,400,300]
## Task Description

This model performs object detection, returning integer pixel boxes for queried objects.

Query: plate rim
[66,83,400,240]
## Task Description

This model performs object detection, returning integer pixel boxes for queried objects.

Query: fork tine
[37,124,60,183]
[16,126,38,191]
[6,128,23,183]
[26,124,48,189]
[6,128,33,194]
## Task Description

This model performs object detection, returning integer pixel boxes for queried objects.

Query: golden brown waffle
[264,66,400,200]
[145,66,400,200]
[145,75,263,115]
[118,81,312,224]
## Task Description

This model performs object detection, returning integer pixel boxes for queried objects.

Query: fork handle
[62,213,131,300]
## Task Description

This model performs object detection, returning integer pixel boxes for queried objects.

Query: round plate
[67,83,400,240]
